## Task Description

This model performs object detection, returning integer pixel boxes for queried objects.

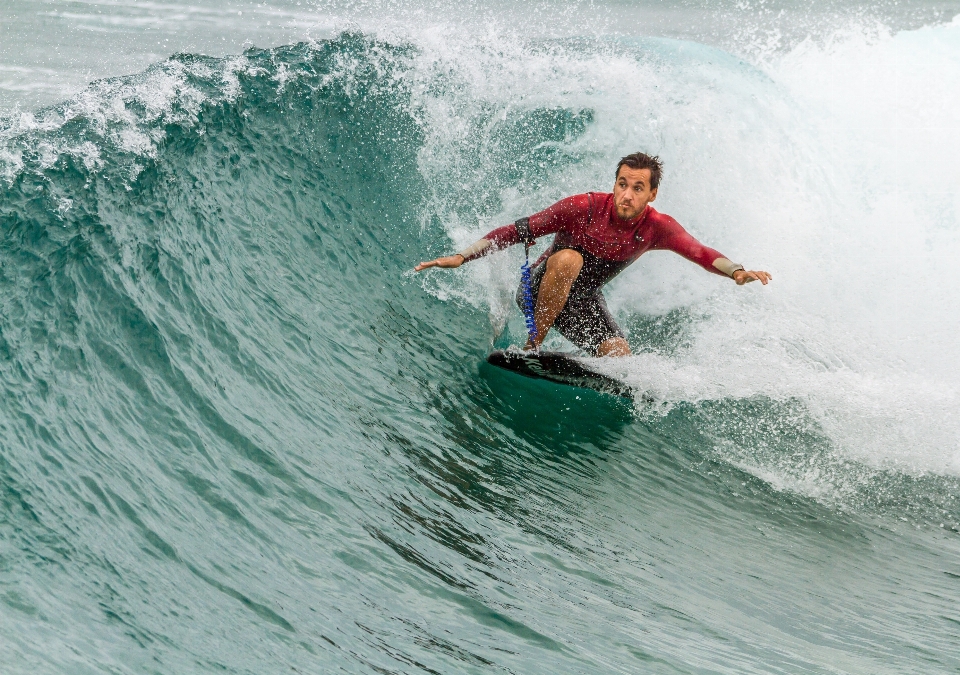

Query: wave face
[1,22,960,675]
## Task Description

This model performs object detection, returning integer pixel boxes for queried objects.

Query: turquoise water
[2,4,960,673]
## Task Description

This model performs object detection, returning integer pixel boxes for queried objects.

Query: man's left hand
[733,269,772,285]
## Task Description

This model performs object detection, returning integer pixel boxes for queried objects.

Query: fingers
[414,260,438,272]
[414,255,465,272]
[735,270,772,285]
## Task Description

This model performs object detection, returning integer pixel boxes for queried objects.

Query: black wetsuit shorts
[515,247,629,354]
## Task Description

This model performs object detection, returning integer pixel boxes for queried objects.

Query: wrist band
[712,257,745,277]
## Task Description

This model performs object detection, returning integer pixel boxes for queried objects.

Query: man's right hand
[414,254,464,272]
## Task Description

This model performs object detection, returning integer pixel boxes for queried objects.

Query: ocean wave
[1,27,959,674]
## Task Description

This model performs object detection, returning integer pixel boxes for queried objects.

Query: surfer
[415,152,771,356]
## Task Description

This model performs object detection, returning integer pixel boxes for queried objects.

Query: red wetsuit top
[465,193,732,292]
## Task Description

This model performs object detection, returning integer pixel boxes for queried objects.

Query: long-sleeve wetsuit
[457,192,743,352]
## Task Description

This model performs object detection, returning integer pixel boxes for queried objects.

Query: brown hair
[616,152,663,189]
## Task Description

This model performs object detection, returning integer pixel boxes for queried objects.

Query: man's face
[613,166,657,221]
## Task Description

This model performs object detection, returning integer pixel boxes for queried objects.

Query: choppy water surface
[1,2,960,673]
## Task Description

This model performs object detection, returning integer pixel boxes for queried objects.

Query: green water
[1,25,959,674]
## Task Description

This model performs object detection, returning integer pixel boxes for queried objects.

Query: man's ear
[649,188,658,202]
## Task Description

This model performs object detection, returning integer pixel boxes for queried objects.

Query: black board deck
[486,349,633,398]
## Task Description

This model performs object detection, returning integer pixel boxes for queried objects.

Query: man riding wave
[415,152,771,357]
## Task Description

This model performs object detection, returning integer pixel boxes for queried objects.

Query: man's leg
[597,337,631,356]
[568,292,631,357]
[558,291,631,357]
[526,249,583,350]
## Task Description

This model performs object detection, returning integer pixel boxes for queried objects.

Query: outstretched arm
[413,194,591,272]
[654,216,772,285]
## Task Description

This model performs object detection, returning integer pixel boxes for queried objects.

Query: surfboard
[486,349,633,398]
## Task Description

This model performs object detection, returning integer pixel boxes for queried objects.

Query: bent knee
[546,249,584,276]
[597,337,631,357]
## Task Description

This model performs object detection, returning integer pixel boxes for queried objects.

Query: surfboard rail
[486,349,633,398]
